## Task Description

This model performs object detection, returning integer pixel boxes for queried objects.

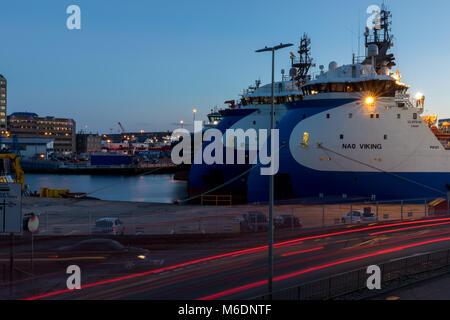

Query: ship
[248,5,450,203]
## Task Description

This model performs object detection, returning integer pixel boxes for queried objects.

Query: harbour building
[7,112,76,155]
[0,75,7,131]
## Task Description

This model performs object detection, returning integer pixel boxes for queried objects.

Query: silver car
[92,218,125,235]
[341,210,377,224]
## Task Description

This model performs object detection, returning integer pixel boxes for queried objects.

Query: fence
[254,248,450,300]
[24,197,443,237]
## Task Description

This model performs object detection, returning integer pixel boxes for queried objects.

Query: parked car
[341,210,377,224]
[56,239,150,269]
[239,211,269,232]
[275,215,302,229]
[92,218,125,235]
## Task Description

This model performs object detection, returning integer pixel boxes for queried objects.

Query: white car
[341,210,377,224]
[92,218,125,235]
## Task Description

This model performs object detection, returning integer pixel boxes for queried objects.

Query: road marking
[389,252,432,262]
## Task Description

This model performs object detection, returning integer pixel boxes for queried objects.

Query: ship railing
[395,93,422,112]
[246,82,301,96]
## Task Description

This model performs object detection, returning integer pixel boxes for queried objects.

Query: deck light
[365,96,375,105]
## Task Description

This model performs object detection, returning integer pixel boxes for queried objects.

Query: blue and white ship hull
[248,95,450,203]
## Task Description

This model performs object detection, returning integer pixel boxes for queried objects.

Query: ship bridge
[241,81,303,106]
[301,62,409,98]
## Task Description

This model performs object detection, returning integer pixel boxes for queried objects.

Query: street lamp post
[255,43,293,299]
[193,109,197,127]
[180,120,184,129]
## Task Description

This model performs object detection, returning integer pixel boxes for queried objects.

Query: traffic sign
[27,215,39,233]
[0,183,22,233]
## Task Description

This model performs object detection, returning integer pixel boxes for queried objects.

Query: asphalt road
[5,217,450,300]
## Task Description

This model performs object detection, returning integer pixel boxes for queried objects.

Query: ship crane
[117,122,134,154]
[118,122,126,134]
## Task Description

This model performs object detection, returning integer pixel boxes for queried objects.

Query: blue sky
[0,0,449,133]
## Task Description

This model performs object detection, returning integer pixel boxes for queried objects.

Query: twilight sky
[0,0,449,133]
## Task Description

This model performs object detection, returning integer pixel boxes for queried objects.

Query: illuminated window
[302,132,309,147]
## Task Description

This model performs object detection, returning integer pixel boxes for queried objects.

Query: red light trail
[199,236,450,300]
[23,217,450,300]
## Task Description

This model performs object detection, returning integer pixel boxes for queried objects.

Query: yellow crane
[0,154,25,190]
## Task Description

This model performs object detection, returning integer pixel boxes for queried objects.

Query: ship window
[376,114,380,119]
[413,113,418,120]
[384,135,388,140]
[302,132,309,147]
[370,114,374,119]
[397,114,401,119]
[303,114,307,119]
[326,114,330,119]
[340,134,344,140]
[349,113,353,119]
[253,121,256,125]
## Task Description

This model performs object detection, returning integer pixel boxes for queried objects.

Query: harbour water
[26,173,188,203]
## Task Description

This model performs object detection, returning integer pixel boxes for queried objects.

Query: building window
[326,114,330,119]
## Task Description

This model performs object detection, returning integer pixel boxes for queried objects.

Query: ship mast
[290,33,313,85]
[363,4,396,74]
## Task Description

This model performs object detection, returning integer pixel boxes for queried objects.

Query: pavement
[375,273,450,300]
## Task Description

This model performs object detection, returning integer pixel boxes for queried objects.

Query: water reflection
[26,174,188,203]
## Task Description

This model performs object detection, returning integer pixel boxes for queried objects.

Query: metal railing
[19,197,445,236]
[200,195,232,206]
[253,248,450,300]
